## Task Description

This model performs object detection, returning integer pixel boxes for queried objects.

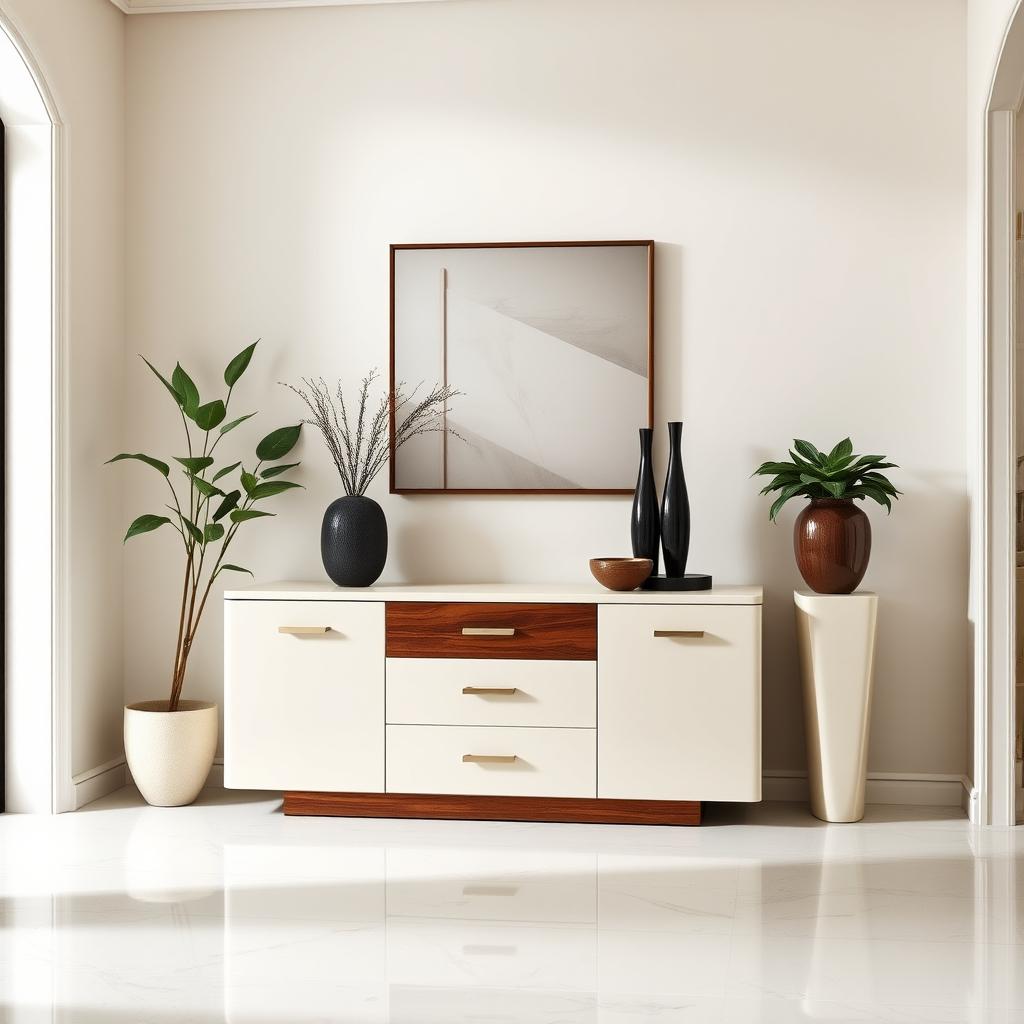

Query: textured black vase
[630,427,660,575]
[321,495,387,587]
[660,421,690,577]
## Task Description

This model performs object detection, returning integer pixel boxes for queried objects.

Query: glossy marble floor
[1,790,1023,1023]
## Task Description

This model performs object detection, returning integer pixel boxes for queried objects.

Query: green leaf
[753,461,799,477]
[195,399,226,431]
[213,461,241,482]
[175,456,214,474]
[191,477,224,499]
[172,364,200,418]
[261,462,300,479]
[793,439,825,466]
[225,340,258,388]
[821,479,846,498]
[240,470,259,494]
[213,489,241,521]
[798,472,824,486]
[229,509,275,523]
[249,480,303,500]
[256,424,302,461]
[827,438,853,463]
[769,483,806,521]
[789,451,822,475]
[759,472,801,495]
[179,516,204,544]
[861,472,900,496]
[217,563,253,578]
[219,412,256,436]
[204,522,225,544]
[106,453,170,477]
[124,514,171,542]
[140,356,182,406]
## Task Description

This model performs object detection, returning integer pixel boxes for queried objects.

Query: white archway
[0,12,68,813]
[982,0,1024,829]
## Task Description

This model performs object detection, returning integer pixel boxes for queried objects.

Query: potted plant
[284,371,460,587]
[109,341,302,806]
[754,438,900,594]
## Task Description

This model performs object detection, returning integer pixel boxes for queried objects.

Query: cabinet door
[598,604,761,801]
[224,599,384,791]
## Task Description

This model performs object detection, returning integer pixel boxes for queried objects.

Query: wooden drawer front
[386,602,596,660]
[386,725,596,798]
[386,659,595,728]
[598,604,761,802]
[224,599,384,792]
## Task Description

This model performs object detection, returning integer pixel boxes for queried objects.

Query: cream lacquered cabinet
[224,599,384,792]
[597,603,761,802]
[224,583,762,825]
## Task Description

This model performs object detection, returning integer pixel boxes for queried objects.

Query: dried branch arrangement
[283,370,462,496]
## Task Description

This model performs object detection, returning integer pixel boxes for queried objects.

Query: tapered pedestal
[794,591,878,823]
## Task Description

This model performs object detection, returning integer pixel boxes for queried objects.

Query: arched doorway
[0,13,67,813]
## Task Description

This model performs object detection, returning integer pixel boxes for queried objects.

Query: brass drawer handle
[278,625,331,635]
[653,629,705,638]
[462,627,516,637]
[462,753,517,764]
[462,686,518,696]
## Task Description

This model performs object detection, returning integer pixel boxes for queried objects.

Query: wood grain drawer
[386,725,596,798]
[386,602,596,660]
[386,658,595,728]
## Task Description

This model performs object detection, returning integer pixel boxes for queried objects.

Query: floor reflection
[0,789,1021,1022]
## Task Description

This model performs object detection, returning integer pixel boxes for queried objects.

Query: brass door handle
[462,627,516,637]
[462,753,517,764]
[462,686,518,696]
[653,629,705,638]
[278,625,331,635]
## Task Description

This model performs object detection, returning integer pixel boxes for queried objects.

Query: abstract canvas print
[390,241,654,493]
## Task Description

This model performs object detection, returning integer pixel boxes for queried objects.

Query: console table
[223,583,763,825]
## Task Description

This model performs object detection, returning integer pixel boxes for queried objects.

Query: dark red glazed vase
[794,498,871,594]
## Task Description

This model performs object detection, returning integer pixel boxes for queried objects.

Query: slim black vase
[630,427,660,574]
[660,421,690,577]
[321,495,387,587]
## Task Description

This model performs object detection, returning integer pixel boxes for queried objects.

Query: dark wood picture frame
[389,239,655,495]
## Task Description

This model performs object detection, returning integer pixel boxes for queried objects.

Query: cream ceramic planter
[124,700,218,807]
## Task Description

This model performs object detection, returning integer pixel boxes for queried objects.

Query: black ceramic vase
[630,427,660,575]
[321,495,387,587]
[660,421,690,577]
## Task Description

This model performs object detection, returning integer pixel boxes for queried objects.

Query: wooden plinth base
[283,791,702,826]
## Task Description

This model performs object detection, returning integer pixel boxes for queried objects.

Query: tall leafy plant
[110,341,302,711]
[754,438,900,521]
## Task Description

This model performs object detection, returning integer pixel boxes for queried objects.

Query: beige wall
[1,0,126,782]
[124,0,968,778]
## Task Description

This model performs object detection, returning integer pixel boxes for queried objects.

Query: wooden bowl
[589,557,653,592]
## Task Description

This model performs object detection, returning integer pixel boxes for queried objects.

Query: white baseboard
[73,758,971,810]
[762,769,970,808]
[72,757,128,809]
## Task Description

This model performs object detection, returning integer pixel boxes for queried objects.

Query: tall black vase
[660,421,690,577]
[630,427,660,575]
[321,495,387,587]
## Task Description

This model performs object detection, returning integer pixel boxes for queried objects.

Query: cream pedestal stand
[794,591,878,822]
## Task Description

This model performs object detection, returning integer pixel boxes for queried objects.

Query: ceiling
[109,0,446,12]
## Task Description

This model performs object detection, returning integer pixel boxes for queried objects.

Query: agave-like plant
[754,438,900,522]
[108,340,303,711]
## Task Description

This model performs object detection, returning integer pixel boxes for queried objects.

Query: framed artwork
[389,240,654,494]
